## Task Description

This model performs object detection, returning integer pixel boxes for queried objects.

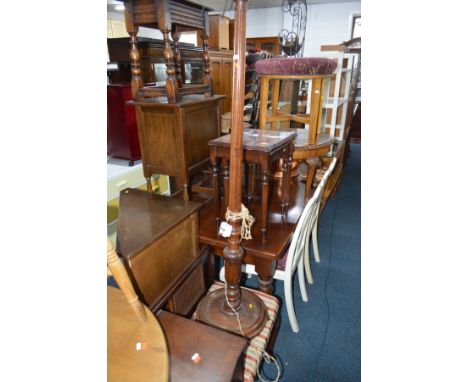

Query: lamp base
[196,288,268,339]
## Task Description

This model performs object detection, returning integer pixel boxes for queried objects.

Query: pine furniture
[107,239,169,382]
[255,56,337,201]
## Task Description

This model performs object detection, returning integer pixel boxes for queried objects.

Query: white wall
[109,1,361,50]
[225,7,284,38]
[226,1,361,54]
[304,2,361,56]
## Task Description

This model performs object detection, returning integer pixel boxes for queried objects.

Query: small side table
[208,128,296,235]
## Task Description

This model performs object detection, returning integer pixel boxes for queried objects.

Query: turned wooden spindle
[107,239,147,324]
[172,33,184,88]
[123,4,143,99]
[162,28,180,103]
[128,32,143,99]
[202,33,214,97]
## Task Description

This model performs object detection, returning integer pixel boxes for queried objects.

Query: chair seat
[192,281,280,382]
[255,57,337,76]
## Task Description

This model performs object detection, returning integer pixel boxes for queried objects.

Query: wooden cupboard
[208,49,233,115]
[246,37,281,56]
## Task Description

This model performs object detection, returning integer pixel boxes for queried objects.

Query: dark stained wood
[209,129,296,233]
[196,0,269,339]
[117,188,204,313]
[122,0,214,102]
[129,94,224,200]
[208,49,233,114]
[246,37,281,56]
[199,174,307,294]
[158,310,247,382]
[107,84,141,163]
[107,37,205,85]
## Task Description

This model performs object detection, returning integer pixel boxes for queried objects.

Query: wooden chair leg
[271,79,280,130]
[307,77,323,144]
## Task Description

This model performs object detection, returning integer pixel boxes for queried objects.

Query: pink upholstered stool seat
[255,57,337,76]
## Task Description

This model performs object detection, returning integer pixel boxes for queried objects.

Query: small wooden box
[199,15,230,50]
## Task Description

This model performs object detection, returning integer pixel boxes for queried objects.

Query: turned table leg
[281,149,292,215]
[212,155,220,224]
[261,162,270,237]
[254,258,275,295]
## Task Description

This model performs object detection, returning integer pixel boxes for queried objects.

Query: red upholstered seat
[255,57,337,76]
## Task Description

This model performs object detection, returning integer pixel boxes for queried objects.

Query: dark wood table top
[208,128,296,152]
[117,188,202,260]
[198,175,306,260]
[158,310,247,382]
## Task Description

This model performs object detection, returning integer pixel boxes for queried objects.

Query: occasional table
[107,286,169,382]
[209,128,296,235]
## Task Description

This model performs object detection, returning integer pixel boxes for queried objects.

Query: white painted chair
[220,180,324,333]
[303,157,337,284]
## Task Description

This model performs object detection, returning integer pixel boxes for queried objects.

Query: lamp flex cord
[225,203,255,241]
[224,283,281,382]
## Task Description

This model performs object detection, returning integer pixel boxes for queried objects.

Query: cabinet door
[210,58,223,110]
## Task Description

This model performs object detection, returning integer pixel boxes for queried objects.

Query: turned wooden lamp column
[196,0,268,338]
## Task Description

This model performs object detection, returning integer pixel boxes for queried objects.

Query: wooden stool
[255,57,337,200]
[123,0,214,102]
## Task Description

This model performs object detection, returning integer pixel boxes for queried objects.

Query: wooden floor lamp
[196,0,268,338]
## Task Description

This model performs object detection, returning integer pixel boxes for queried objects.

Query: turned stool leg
[271,79,281,130]
[308,77,324,144]
[259,76,269,129]
[202,33,214,97]
[128,30,143,99]
[172,32,184,88]
[162,28,180,103]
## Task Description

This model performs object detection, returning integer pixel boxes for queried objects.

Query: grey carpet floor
[253,143,361,382]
